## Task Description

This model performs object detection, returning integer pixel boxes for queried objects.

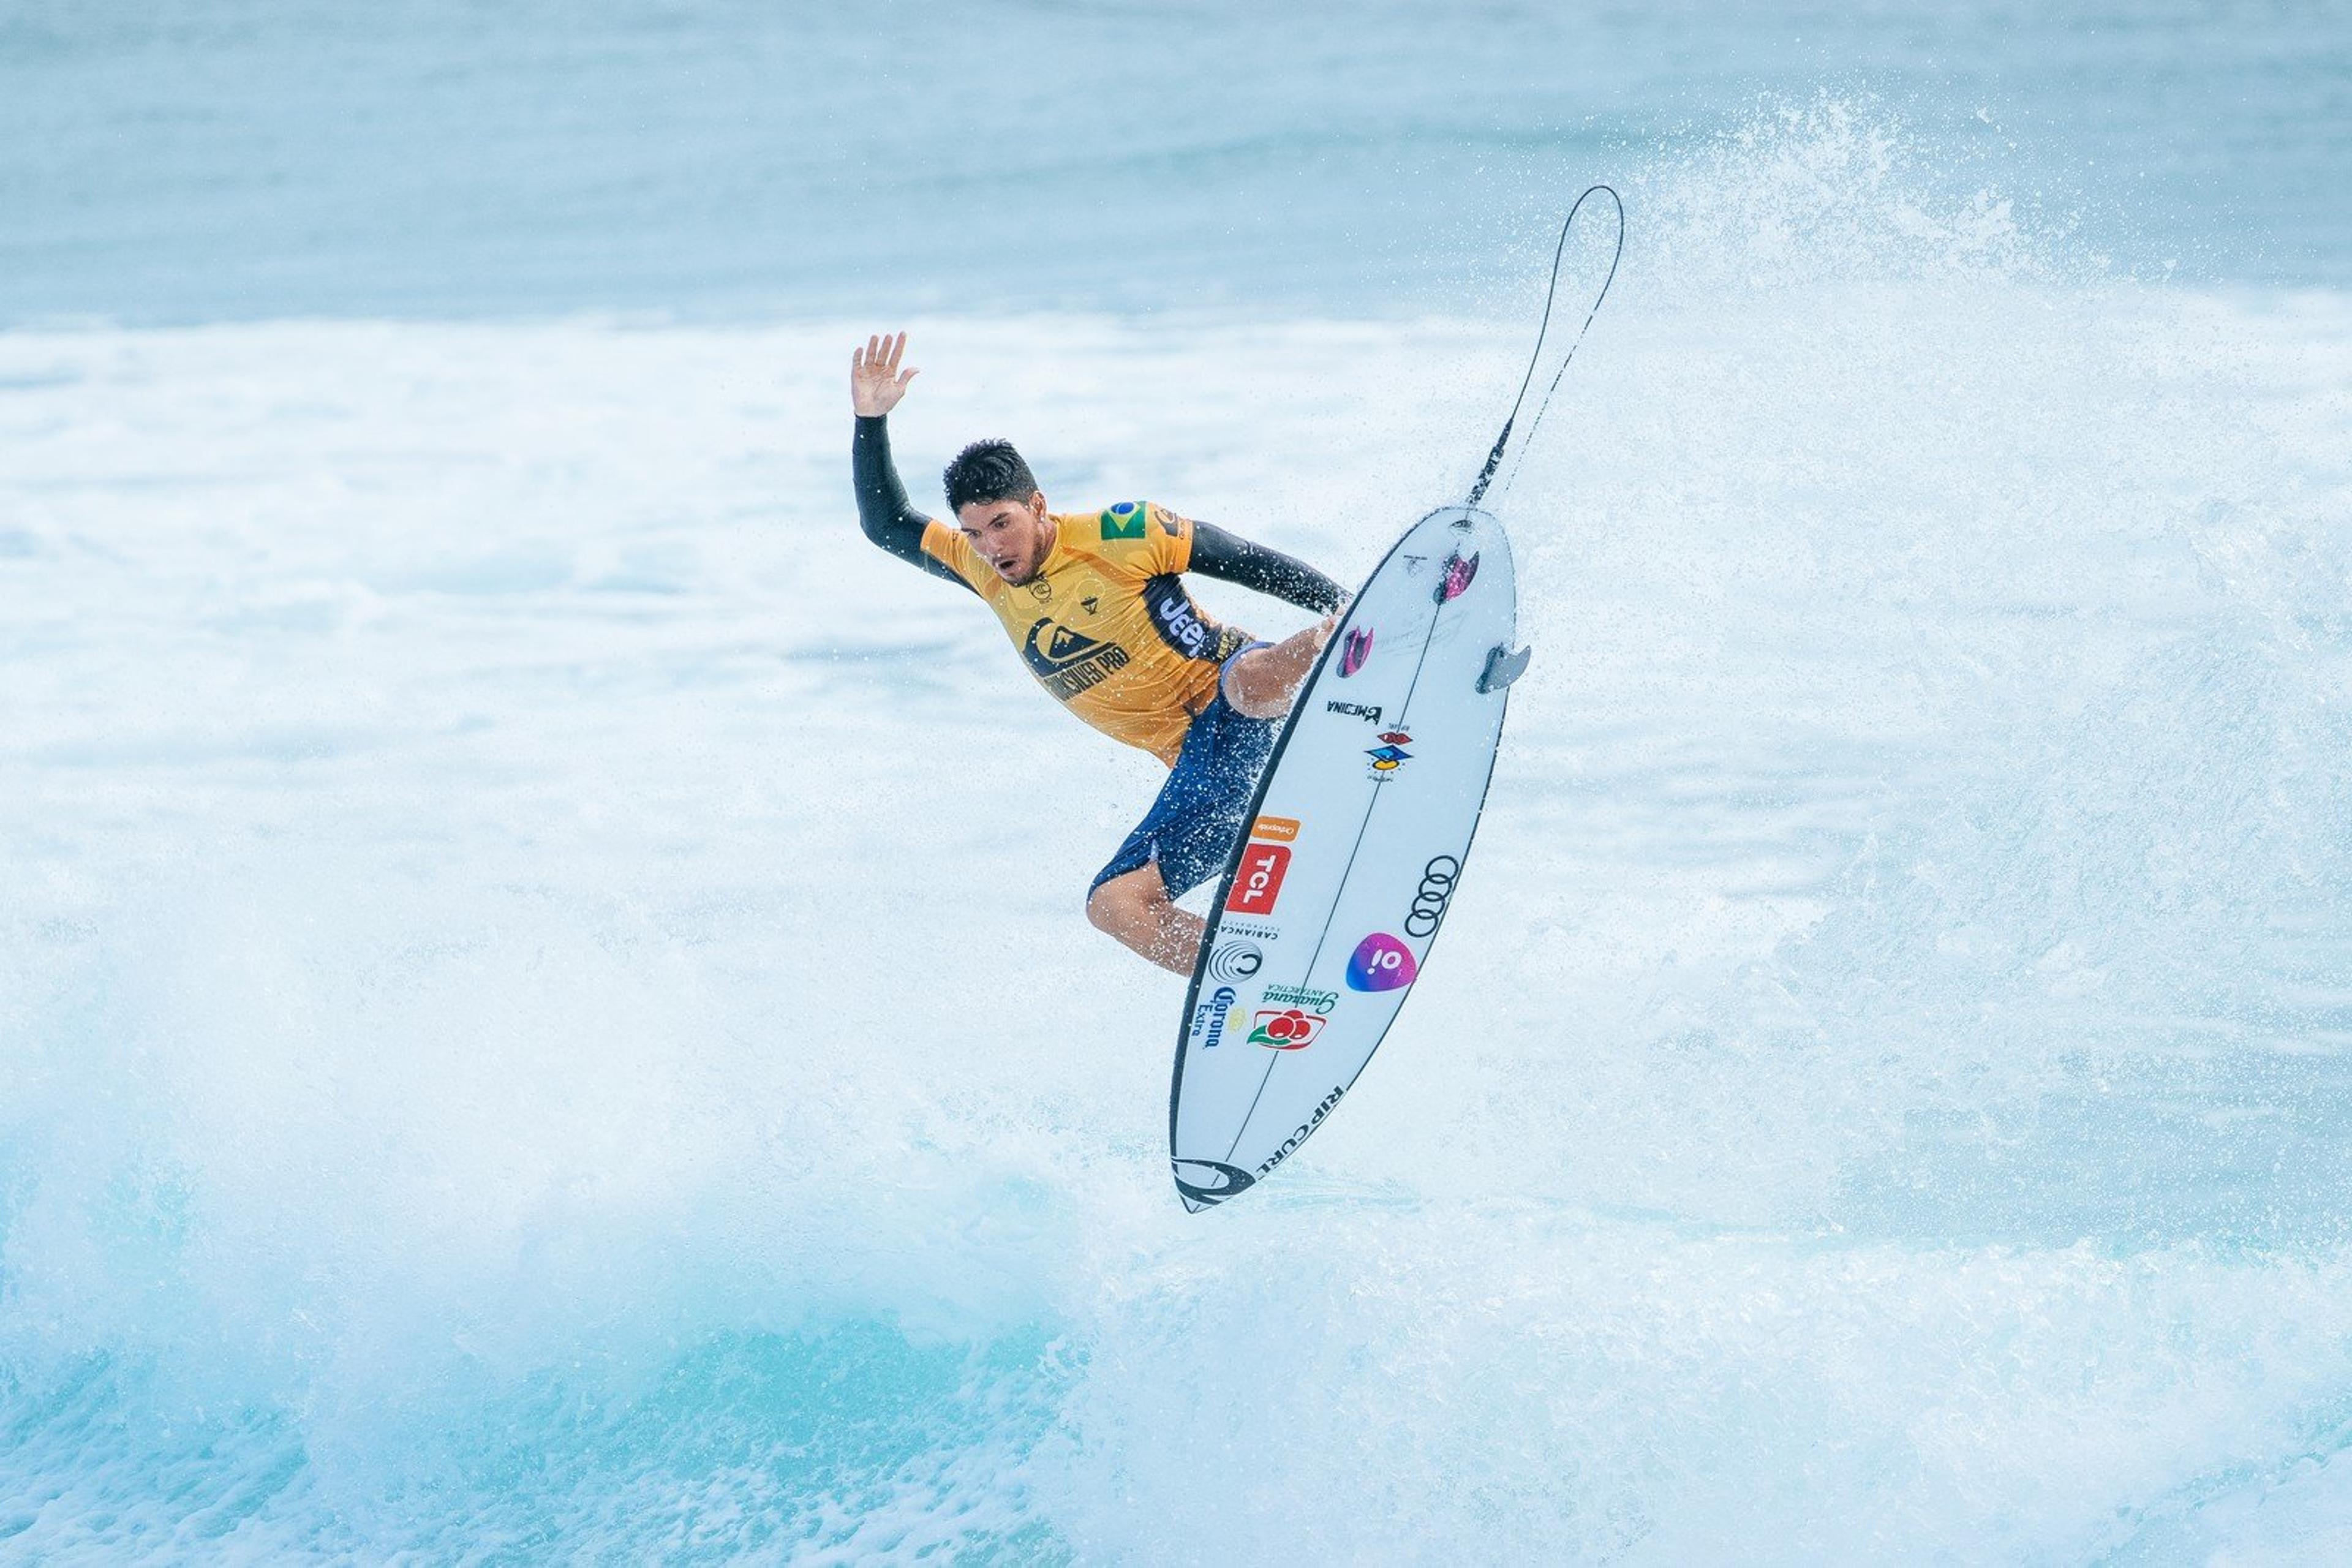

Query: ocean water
[7,4,2352,1563]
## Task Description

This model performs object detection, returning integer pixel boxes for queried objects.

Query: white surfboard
[1169,504,1529,1210]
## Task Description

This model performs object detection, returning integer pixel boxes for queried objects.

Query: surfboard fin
[1477,643,1531,694]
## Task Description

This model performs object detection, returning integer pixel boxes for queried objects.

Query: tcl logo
[1227,843,1292,914]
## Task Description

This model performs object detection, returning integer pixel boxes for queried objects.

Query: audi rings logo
[1405,855,1461,938]
[1207,941,1264,982]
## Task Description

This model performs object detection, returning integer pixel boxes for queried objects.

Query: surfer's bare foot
[1223,614,1338,719]
[1086,864,1204,974]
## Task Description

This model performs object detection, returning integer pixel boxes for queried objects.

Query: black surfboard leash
[1464,184,1626,510]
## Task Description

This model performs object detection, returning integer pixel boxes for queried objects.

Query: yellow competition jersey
[920,500,1253,766]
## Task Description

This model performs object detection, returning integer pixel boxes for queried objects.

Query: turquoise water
[7,4,2352,1563]
[2,0,2348,323]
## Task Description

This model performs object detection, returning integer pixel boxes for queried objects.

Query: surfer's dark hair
[943,439,1039,511]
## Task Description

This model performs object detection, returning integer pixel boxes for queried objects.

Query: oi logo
[1346,933,1417,992]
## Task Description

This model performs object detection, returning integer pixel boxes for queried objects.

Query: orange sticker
[1250,816,1300,843]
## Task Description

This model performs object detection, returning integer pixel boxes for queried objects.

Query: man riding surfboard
[850,331,1345,973]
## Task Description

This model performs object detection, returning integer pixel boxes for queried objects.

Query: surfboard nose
[1171,1158,1255,1211]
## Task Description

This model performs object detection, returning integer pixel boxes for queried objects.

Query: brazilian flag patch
[1099,501,1147,541]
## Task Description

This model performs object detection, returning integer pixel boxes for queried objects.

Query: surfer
[850,331,1346,973]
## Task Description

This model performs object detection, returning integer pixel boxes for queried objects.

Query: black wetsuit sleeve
[853,415,972,592]
[1189,520,1348,613]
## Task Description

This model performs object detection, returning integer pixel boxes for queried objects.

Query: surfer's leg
[1086,666,1278,972]
[1086,863,1202,974]
[1222,615,1338,718]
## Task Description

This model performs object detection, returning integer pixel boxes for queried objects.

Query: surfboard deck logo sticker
[1206,941,1264,982]
[1346,933,1417,992]
[1248,1008,1326,1049]
[1226,842,1291,914]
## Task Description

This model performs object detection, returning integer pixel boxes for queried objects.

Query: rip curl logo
[1099,501,1147,541]
[1022,617,1131,699]
[1338,627,1374,677]
[1254,1085,1345,1178]
[1173,1157,1255,1207]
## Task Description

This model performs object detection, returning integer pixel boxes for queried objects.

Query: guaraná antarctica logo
[1248,984,1338,1051]
[1248,1009,1325,1049]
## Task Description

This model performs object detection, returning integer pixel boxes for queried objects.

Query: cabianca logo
[1207,941,1264,982]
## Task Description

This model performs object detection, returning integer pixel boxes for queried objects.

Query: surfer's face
[955,492,1054,584]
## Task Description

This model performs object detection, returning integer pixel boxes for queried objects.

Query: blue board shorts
[1092,643,1278,899]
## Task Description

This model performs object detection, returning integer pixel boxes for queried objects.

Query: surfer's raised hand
[851,331,919,417]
